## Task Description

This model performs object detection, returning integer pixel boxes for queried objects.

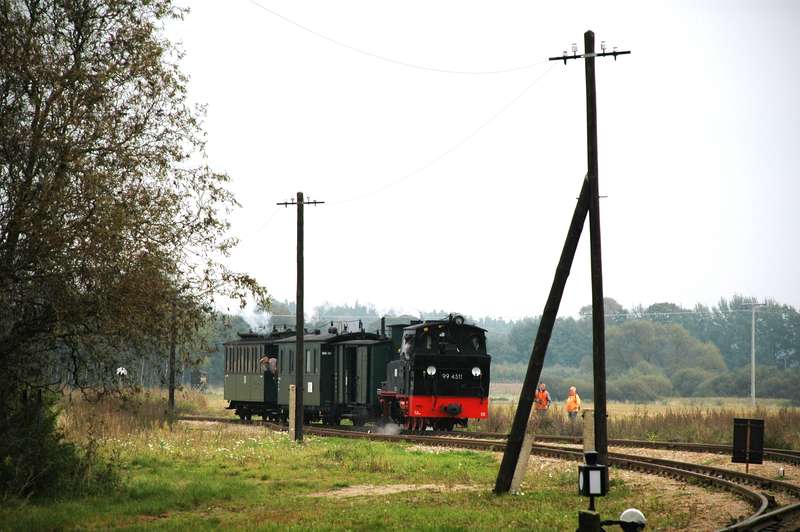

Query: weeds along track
[530,434,800,467]
[178,415,800,530]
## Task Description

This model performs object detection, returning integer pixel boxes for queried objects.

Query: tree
[1,0,266,423]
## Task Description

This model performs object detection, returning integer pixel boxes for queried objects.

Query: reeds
[485,402,800,449]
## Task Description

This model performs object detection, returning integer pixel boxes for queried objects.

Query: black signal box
[732,418,764,465]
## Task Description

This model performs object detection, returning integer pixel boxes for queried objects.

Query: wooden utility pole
[584,30,609,467]
[277,192,324,442]
[494,31,629,493]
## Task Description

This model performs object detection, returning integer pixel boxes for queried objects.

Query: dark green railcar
[223,328,294,420]
[275,328,393,425]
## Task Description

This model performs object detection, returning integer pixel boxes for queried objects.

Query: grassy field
[0,391,747,530]
[482,383,800,450]
[160,386,800,450]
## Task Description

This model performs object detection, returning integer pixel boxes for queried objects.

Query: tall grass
[485,403,800,450]
[59,388,209,443]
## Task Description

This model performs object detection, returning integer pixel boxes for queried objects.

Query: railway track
[178,415,800,530]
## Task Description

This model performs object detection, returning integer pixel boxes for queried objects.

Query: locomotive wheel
[352,416,366,427]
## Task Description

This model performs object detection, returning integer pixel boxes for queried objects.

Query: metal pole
[585,30,609,467]
[751,304,756,407]
[295,191,305,442]
[494,178,590,494]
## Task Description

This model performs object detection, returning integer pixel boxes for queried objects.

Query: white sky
[170,0,800,320]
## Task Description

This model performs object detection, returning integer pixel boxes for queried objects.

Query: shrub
[670,368,714,396]
[0,392,118,501]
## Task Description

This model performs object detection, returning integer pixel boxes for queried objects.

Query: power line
[329,64,555,206]
[580,309,791,318]
[246,0,548,75]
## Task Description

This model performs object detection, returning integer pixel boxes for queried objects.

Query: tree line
[207,296,799,402]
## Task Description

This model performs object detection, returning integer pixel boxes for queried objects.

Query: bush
[0,392,118,501]
[670,368,714,396]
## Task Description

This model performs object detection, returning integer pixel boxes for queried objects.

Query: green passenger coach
[275,329,393,425]
[223,328,294,420]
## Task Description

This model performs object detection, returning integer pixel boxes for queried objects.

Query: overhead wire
[329,64,555,206]
[246,0,548,75]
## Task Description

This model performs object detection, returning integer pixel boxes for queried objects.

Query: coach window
[306,349,312,374]
[289,349,294,372]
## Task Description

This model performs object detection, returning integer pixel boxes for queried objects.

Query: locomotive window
[425,333,432,351]
[401,333,415,358]
[471,335,481,351]
[306,349,312,374]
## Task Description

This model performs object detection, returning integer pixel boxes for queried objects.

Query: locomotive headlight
[471,366,482,377]
[426,365,437,376]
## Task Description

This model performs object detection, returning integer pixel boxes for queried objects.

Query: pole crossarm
[276,200,326,207]
[548,50,631,64]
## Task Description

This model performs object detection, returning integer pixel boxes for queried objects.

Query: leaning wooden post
[495,178,591,494]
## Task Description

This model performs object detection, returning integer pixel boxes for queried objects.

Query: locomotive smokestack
[381,317,386,338]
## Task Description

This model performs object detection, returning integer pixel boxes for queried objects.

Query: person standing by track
[534,383,552,417]
[565,386,581,434]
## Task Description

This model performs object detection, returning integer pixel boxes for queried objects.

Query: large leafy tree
[0,0,267,396]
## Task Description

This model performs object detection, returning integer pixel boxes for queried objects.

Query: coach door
[344,346,357,403]
[356,346,369,404]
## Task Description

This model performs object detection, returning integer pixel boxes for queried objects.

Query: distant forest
[198,295,799,403]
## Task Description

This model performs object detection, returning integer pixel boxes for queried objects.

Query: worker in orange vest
[565,386,581,419]
[534,383,551,416]
[565,385,581,435]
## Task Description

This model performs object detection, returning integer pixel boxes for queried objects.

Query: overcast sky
[169,0,800,320]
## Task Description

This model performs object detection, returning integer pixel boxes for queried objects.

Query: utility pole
[750,302,764,407]
[494,31,630,494]
[550,31,629,468]
[277,192,324,442]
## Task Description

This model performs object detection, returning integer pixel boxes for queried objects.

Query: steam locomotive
[223,314,491,430]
